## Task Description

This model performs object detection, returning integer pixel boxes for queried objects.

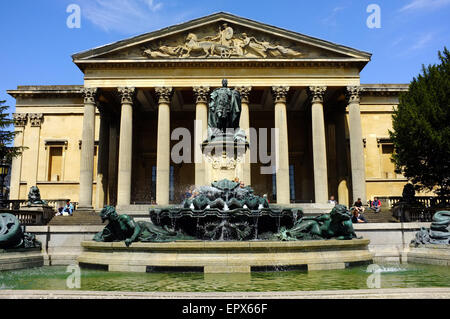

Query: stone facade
[7,13,432,209]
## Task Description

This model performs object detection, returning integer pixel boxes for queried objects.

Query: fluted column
[272,86,290,204]
[78,88,97,210]
[95,105,110,209]
[117,87,136,207]
[193,86,209,187]
[155,87,173,205]
[346,86,366,203]
[235,86,252,186]
[9,114,27,200]
[335,105,349,207]
[308,86,328,203]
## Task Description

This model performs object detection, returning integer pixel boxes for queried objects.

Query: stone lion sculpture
[273,204,357,241]
[93,206,193,246]
[412,211,450,245]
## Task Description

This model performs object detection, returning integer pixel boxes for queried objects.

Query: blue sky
[1,0,449,112]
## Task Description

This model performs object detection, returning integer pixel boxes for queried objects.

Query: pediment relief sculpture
[142,23,303,59]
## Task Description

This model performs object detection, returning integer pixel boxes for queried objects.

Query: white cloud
[399,0,450,12]
[78,0,189,34]
[144,0,163,12]
[321,6,344,26]
[410,32,434,50]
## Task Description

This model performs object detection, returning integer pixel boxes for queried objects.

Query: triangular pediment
[73,12,371,64]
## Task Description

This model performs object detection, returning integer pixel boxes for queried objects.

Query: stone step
[48,211,103,225]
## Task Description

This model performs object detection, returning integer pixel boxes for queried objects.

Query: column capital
[234,86,252,104]
[29,113,43,127]
[155,87,173,104]
[193,86,210,104]
[272,86,290,104]
[13,113,28,127]
[82,87,98,104]
[118,87,136,104]
[308,86,327,104]
[346,86,363,103]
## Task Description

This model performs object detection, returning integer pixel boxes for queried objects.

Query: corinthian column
[272,86,290,204]
[235,86,252,186]
[308,86,328,203]
[193,86,209,187]
[155,87,173,205]
[346,86,366,203]
[78,88,97,210]
[116,87,135,208]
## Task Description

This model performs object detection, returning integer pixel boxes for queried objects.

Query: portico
[75,81,366,209]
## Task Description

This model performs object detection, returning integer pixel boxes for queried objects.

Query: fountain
[77,79,373,273]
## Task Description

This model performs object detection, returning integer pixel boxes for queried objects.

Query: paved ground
[1,288,449,299]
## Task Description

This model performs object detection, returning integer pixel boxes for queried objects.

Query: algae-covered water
[1,264,449,292]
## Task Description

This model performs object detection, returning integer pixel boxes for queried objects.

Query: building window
[45,140,68,182]
[289,164,296,202]
[48,146,63,181]
[380,143,396,179]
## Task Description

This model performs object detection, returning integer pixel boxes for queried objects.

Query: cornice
[73,59,368,71]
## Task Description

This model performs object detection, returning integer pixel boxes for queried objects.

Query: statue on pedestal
[206,79,246,143]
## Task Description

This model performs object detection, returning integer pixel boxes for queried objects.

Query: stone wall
[353,222,431,263]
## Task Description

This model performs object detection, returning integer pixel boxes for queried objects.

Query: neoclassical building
[8,12,412,211]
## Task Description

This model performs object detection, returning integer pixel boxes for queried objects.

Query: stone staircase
[363,207,398,223]
[47,210,103,225]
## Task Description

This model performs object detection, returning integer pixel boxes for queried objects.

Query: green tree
[0,99,24,161]
[389,47,450,196]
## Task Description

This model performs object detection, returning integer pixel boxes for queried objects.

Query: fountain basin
[0,247,43,271]
[77,239,373,273]
[408,244,450,266]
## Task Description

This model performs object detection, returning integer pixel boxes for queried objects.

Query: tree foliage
[0,100,24,162]
[389,47,450,196]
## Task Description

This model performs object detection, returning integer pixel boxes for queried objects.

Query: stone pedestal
[202,133,248,184]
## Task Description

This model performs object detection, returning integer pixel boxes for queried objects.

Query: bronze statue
[27,186,47,206]
[273,204,358,241]
[93,206,193,245]
[412,211,450,245]
[208,79,241,134]
[0,213,41,249]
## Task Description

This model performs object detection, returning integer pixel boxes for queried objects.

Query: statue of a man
[208,79,241,136]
